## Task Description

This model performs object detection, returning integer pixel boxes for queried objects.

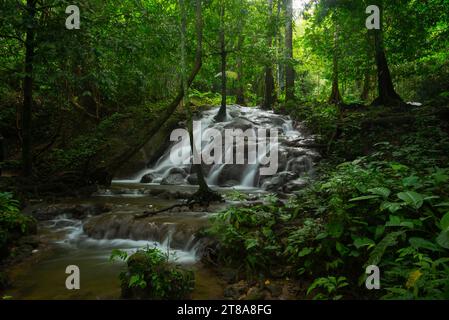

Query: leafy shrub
[0,192,36,260]
[307,276,349,300]
[207,198,288,277]
[111,247,195,300]
[207,116,449,299]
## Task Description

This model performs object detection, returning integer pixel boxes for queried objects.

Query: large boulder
[186,174,199,185]
[161,173,185,185]
[216,165,248,186]
[161,168,187,185]
[140,173,155,184]
[262,172,297,192]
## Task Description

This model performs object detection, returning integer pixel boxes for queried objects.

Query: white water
[115,106,317,190]
[47,214,199,265]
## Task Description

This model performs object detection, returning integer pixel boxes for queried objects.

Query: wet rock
[224,281,248,299]
[244,287,267,300]
[147,189,166,196]
[187,174,199,185]
[217,165,248,186]
[222,180,240,187]
[161,168,188,185]
[265,283,283,298]
[140,173,155,184]
[161,173,185,185]
[83,213,207,250]
[32,203,112,221]
[224,117,254,131]
[284,178,308,193]
[262,172,297,192]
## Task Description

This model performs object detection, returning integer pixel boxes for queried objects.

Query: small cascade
[46,214,201,264]
[116,106,320,192]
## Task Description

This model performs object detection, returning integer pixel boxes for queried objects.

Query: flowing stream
[5,106,318,300]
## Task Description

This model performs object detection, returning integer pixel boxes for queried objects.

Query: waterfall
[115,105,320,192]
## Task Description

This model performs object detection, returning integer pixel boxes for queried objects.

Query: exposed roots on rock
[134,189,223,219]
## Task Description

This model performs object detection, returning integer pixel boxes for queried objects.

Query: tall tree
[370,0,403,107]
[328,10,343,105]
[22,0,37,177]
[179,0,219,202]
[262,0,276,110]
[215,0,228,122]
[235,32,246,106]
[284,0,295,101]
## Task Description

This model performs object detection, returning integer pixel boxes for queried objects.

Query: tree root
[134,190,223,219]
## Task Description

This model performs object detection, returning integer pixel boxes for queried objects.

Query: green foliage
[307,276,349,300]
[225,190,249,202]
[208,110,449,299]
[0,192,36,260]
[288,102,338,143]
[111,247,195,300]
[207,205,284,276]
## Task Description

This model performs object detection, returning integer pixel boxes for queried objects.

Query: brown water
[3,184,246,300]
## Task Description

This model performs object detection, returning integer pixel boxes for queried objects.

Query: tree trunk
[328,17,343,105]
[235,34,246,105]
[371,1,403,107]
[180,0,219,202]
[216,1,227,122]
[284,0,295,102]
[277,0,284,96]
[262,0,276,110]
[22,0,37,177]
[360,69,371,102]
[0,134,4,176]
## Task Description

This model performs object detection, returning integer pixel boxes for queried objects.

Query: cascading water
[7,106,319,299]
[116,105,320,192]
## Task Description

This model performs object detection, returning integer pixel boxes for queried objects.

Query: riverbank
[204,102,449,300]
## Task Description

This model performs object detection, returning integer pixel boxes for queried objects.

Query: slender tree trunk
[22,0,37,177]
[277,0,284,96]
[235,34,246,106]
[328,17,342,105]
[263,0,276,110]
[372,1,403,107]
[360,69,371,101]
[235,15,246,106]
[216,1,227,122]
[179,0,218,201]
[284,0,295,101]
[0,134,4,176]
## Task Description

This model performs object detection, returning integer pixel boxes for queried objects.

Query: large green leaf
[368,187,391,199]
[440,212,449,231]
[409,237,441,252]
[397,191,424,210]
[353,237,375,249]
[436,231,449,249]
[349,195,380,202]
[380,202,402,213]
